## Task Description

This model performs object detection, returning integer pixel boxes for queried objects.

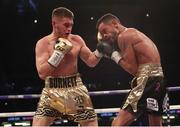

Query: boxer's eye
[64,23,73,28]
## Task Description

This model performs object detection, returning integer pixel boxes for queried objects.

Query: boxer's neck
[120,27,127,33]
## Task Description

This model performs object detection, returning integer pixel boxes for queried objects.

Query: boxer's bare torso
[36,33,99,80]
[118,28,161,75]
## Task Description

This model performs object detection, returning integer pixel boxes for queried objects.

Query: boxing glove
[48,38,73,67]
[95,41,122,64]
[93,32,103,58]
[97,32,103,43]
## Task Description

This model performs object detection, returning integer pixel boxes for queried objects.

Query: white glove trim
[94,49,103,58]
[111,51,122,64]
[48,50,64,67]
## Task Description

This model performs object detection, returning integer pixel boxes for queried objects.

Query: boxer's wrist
[94,49,103,58]
[111,51,122,64]
[48,50,64,67]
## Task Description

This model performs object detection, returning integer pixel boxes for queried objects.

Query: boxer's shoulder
[68,34,85,46]
[120,28,136,38]
[69,34,82,40]
[36,35,52,50]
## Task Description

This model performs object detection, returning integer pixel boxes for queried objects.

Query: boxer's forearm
[85,53,101,67]
[36,62,55,80]
[118,60,137,76]
[80,46,101,67]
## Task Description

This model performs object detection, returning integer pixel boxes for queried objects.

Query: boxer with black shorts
[94,13,167,126]
[33,7,101,126]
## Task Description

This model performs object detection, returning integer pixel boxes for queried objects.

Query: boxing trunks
[122,63,167,118]
[34,73,97,122]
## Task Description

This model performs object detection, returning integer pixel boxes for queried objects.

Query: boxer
[33,7,101,126]
[94,13,167,126]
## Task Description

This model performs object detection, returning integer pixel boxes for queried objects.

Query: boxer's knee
[112,117,118,126]
[80,119,98,126]
[112,110,135,126]
[148,114,163,126]
[32,117,55,126]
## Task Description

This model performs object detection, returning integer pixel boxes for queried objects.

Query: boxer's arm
[35,40,55,79]
[78,37,101,67]
[118,50,137,75]
[117,38,138,75]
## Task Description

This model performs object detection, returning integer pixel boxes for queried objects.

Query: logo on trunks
[155,82,161,92]
[162,93,169,112]
[146,98,159,111]
[56,41,67,51]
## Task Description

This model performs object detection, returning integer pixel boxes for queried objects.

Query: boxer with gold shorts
[33,7,100,126]
[122,63,167,118]
[34,73,97,122]
[95,13,167,126]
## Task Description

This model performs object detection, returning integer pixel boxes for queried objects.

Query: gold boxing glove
[48,38,73,67]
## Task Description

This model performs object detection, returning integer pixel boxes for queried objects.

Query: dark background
[0,0,180,95]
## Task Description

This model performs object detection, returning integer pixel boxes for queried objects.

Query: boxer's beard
[110,30,119,50]
[110,30,118,43]
[112,42,119,51]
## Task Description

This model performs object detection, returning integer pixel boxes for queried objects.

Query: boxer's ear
[52,18,55,26]
[112,19,118,28]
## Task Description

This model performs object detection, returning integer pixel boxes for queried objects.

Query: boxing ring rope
[0,86,179,126]
[0,86,179,100]
[0,105,179,118]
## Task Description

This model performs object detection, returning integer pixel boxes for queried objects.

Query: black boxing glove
[95,42,122,64]
[97,42,113,58]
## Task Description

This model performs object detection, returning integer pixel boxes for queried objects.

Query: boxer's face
[98,22,118,43]
[53,17,74,38]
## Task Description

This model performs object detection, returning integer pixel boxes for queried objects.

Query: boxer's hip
[123,63,164,113]
[136,63,163,78]
[35,73,96,122]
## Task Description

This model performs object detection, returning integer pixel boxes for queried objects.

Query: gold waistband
[136,63,163,77]
[45,73,81,88]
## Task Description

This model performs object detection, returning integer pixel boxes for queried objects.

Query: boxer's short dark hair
[96,13,120,29]
[52,7,74,19]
